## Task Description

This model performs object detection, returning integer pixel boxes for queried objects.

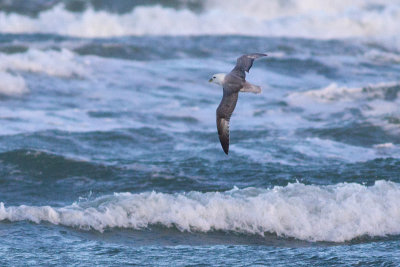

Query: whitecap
[1,181,400,242]
[0,1,400,38]
[0,49,89,78]
[0,71,29,96]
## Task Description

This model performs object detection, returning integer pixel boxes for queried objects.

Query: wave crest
[0,1,400,38]
[0,72,28,96]
[0,49,88,78]
[1,181,400,242]
[0,48,88,97]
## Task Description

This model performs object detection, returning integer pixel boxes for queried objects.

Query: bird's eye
[213,76,216,79]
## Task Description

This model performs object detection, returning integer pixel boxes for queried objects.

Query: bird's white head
[209,73,226,86]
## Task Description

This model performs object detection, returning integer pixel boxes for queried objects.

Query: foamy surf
[0,48,88,97]
[0,49,89,78]
[286,82,400,136]
[0,72,28,96]
[287,82,400,104]
[0,0,400,38]
[1,181,400,242]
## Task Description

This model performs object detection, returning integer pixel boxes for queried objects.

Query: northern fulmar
[209,53,267,155]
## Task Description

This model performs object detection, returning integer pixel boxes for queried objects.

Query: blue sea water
[0,0,400,266]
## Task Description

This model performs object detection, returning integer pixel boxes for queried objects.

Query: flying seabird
[209,53,267,155]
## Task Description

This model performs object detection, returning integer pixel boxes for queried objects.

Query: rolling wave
[0,48,88,96]
[287,82,400,139]
[1,181,400,242]
[0,1,400,38]
[0,48,88,78]
[0,72,28,96]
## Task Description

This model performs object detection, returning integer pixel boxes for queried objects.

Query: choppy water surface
[0,0,400,266]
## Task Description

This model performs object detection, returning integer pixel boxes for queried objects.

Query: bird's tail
[240,82,262,94]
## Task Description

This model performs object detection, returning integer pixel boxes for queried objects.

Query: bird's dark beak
[209,78,213,82]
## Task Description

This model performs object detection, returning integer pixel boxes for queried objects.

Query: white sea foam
[286,82,400,121]
[374,143,395,149]
[0,49,88,78]
[288,83,363,104]
[0,1,400,38]
[293,137,379,162]
[0,71,29,96]
[1,181,400,242]
[287,82,400,137]
[288,82,400,104]
[0,49,88,97]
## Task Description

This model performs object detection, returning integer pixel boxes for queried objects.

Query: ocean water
[0,0,400,266]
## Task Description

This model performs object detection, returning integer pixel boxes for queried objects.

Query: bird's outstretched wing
[216,90,239,154]
[230,53,267,79]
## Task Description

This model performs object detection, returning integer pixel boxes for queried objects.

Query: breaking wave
[0,48,88,96]
[287,82,400,136]
[1,181,400,242]
[0,72,28,96]
[0,0,400,38]
[288,82,400,104]
[0,49,89,78]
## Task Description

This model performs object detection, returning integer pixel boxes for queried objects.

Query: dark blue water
[1,1,400,266]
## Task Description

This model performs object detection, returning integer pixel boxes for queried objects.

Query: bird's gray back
[223,73,245,94]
